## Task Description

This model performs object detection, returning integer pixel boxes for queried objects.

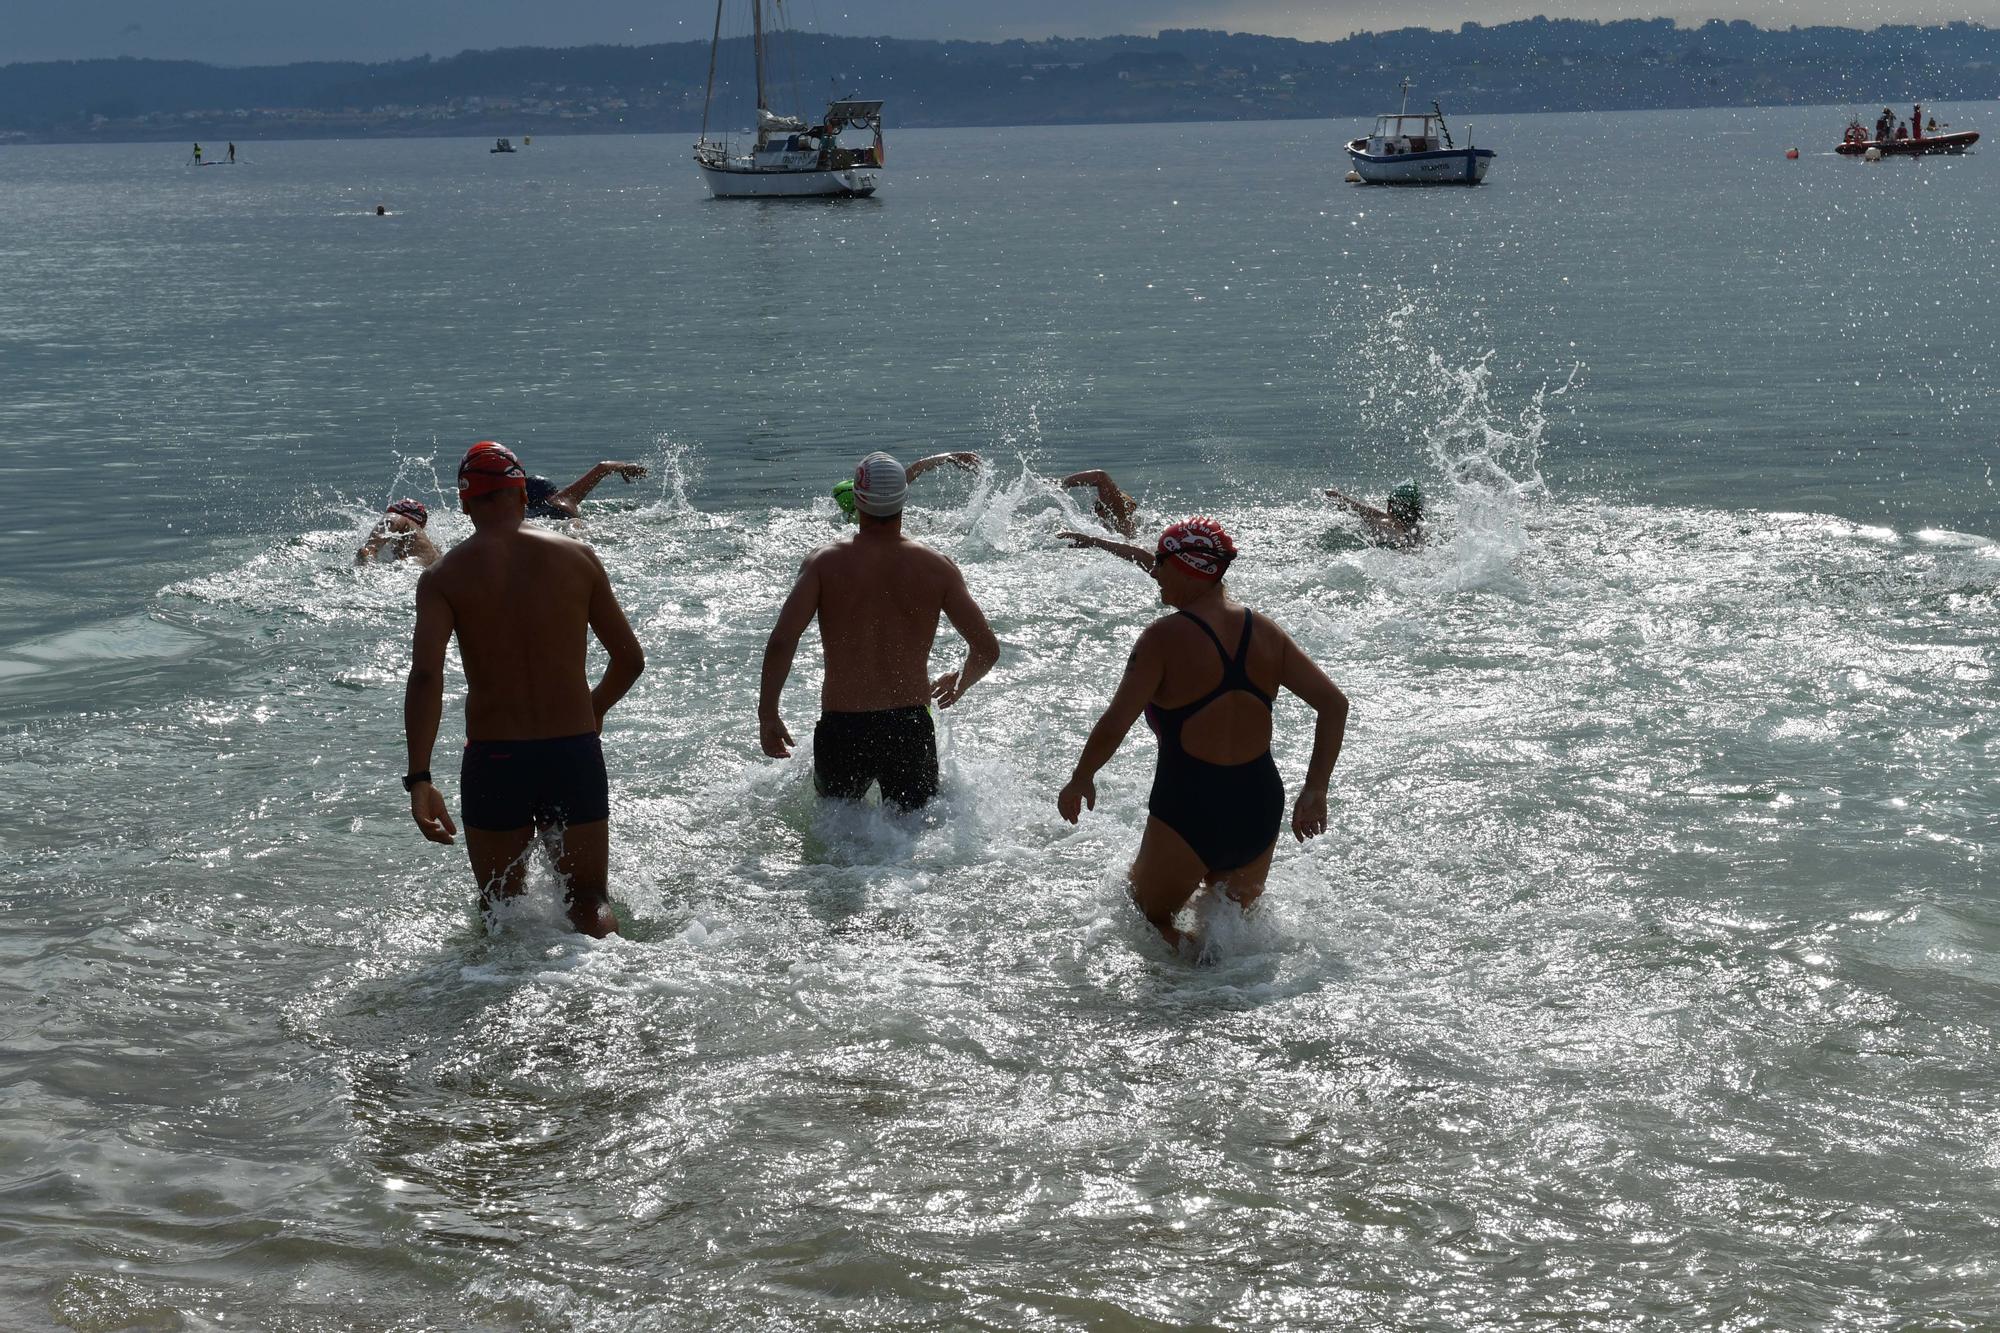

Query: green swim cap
[832,478,858,520]
[1388,481,1423,521]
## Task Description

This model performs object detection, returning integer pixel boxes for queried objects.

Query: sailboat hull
[697,163,879,198]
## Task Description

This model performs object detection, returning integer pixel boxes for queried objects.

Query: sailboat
[692,0,884,198]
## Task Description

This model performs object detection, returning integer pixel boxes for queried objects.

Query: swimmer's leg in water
[541,818,618,938]
[1128,817,1274,957]
[466,821,618,937]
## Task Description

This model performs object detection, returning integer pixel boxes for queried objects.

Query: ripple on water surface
[4,425,1996,1327]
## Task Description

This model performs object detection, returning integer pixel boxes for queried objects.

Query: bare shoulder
[424,538,476,591]
[524,523,594,556]
[1136,614,1185,651]
[908,538,962,578]
[1247,606,1297,640]
[799,539,847,572]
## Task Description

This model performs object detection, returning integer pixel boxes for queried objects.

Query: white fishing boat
[1346,79,1495,186]
[692,0,883,198]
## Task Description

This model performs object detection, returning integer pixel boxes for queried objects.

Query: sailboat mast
[700,0,724,139]
[752,0,767,113]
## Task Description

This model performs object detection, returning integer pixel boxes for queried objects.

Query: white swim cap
[853,452,907,517]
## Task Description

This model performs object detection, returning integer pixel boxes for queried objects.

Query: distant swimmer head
[375,204,387,216]
[831,477,859,521]
[1155,516,1237,582]
[457,441,527,500]
[1387,481,1424,525]
[385,498,428,527]
[853,452,907,518]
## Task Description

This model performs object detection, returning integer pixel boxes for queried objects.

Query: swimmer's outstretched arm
[905,452,982,481]
[1058,531,1154,572]
[932,562,1000,708]
[403,571,459,846]
[1276,627,1349,842]
[555,461,650,509]
[1058,630,1166,823]
[758,553,823,757]
[1324,487,1393,524]
[584,549,645,729]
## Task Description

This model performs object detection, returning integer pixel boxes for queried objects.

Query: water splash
[645,431,710,522]
[1345,286,1579,594]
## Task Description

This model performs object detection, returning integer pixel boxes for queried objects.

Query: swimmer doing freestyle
[830,451,982,521]
[1059,518,1349,954]
[767,452,1000,810]
[1056,469,1151,566]
[402,441,646,936]
[355,498,438,567]
[1325,480,1425,549]
[524,460,650,521]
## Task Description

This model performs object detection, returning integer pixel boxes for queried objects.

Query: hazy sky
[7,1,1996,65]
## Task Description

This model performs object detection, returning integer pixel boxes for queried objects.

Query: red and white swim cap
[385,498,428,527]
[1156,516,1236,580]
[457,441,527,499]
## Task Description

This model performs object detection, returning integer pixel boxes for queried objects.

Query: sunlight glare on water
[0,112,1996,1327]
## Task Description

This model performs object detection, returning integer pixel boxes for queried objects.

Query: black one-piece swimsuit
[1145,610,1285,874]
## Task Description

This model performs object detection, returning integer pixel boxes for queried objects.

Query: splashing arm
[355,519,394,565]
[1058,531,1155,572]
[1062,470,1139,537]
[1059,628,1165,823]
[555,461,649,509]
[905,452,982,481]
[1324,486,1392,524]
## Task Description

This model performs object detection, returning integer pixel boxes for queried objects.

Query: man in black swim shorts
[402,441,645,935]
[760,451,1000,812]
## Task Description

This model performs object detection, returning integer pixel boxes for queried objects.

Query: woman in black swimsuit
[1057,518,1351,954]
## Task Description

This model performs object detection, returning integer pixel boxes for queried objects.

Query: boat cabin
[1367,114,1447,155]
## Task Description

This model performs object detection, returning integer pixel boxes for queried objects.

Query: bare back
[810,531,960,712]
[1145,601,1287,766]
[424,525,603,739]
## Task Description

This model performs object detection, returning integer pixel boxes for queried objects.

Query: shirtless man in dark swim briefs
[1058,517,1349,955]
[763,451,1001,811]
[402,441,646,936]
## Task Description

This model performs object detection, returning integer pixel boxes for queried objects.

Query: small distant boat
[1837,104,1978,156]
[490,138,518,154]
[1345,79,1495,186]
[691,0,883,198]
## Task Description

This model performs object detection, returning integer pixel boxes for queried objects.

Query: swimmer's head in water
[1387,481,1424,525]
[853,452,907,518]
[457,441,527,500]
[1156,516,1236,581]
[832,478,859,521]
[385,498,428,527]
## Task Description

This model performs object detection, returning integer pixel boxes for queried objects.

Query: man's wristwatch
[402,770,432,793]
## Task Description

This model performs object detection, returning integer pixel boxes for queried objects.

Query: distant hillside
[4,18,1998,143]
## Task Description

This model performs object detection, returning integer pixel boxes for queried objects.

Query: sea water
[0,107,1996,1328]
